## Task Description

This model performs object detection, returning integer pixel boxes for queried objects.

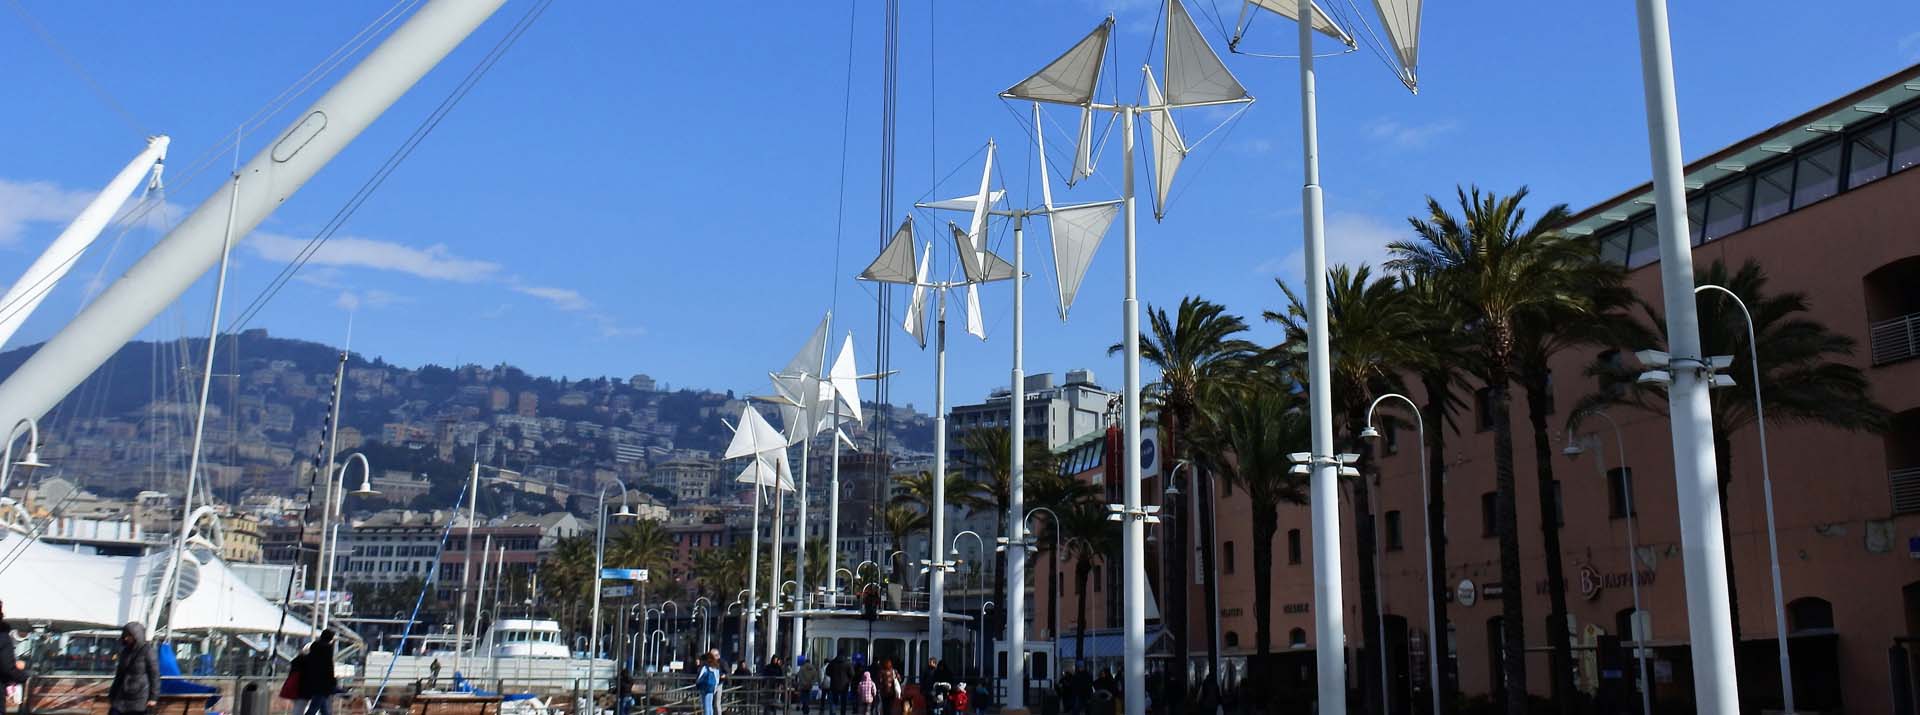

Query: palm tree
[1058,498,1119,665]
[1585,258,1889,651]
[539,534,597,633]
[1391,186,1582,714]
[607,519,674,572]
[1402,275,1474,707]
[1268,265,1420,713]
[1504,243,1644,712]
[1191,370,1310,665]
[892,469,991,515]
[692,542,752,599]
[1109,295,1257,705]
[957,427,1061,671]
[880,503,927,583]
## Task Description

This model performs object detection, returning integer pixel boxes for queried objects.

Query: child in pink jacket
[857,672,878,715]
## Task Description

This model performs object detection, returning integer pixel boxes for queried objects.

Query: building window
[1288,628,1307,649]
[1686,195,1706,245]
[1847,120,1893,189]
[1787,597,1834,633]
[1894,108,1920,172]
[1750,162,1793,224]
[1286,529,1302,565]
[1702,176,1749,241]
[1384,420,1400,454]
[1481,492,1497,538]
[1627,218,1660,269]
[1384,511,1403,551]
[1474,388,1495,432]
[1224,541,1236,574]
[1598,228,1629,267]
[1607,468,1635,518]
[1792,141,1842,208]
[1225,631,1240,648]
[1615,608,1645,642]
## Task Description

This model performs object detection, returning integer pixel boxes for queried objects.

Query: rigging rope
[829,0,860,316]
[225,0,555,334]
[2,0,146,136]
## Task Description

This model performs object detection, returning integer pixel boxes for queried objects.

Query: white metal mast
[0,0,509,430]
[0,135,168,350]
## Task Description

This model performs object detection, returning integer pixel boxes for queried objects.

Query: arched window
[1288,628,1307,649]
[1788,597,1833,633]
[1224,632,1239,648]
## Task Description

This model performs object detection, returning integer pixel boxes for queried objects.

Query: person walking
[296,631,339,715]
[0,603,30,715]
[826,655,853,715]
[950,683,969,714]
[855,672,876,715]
[108,623,159,715]
[697,652,723,715]
[875,662,899,715]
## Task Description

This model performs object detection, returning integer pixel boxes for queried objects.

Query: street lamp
[0,417,46,497]
[1564,409,1652,715]
[1362,394,1439,715]
[662,600,680,666]
[591,479,636,686]
[318,452,378,630]
[1696,282,1795,714]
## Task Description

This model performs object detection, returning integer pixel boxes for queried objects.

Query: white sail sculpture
[856,197,1013,663]
[1232,0,1423,711]
[724,404,792,669]
[762,314,833,658]
[999,3,1250,712]
[818,334,885,602]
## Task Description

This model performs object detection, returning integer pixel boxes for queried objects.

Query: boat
[364,617,614,689]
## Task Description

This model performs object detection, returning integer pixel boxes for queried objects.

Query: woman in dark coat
[297,631,339,715]
[108,623,160,715]
[0,603,30,715]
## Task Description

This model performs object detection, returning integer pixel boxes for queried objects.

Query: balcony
[1872,313,1920,366]
[1891,467,1920,515]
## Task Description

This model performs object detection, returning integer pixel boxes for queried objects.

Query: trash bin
[239,682,272,715]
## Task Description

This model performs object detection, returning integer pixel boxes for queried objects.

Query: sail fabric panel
[964,283,986,340]
[1003,19,1111,106]
[1143,72,1187,221]
[1372,0,1422,90]
[725,405,789,460]
[1071,106,1095,186]
[860,219,918,284]
[1164,0,1249,106]
[1047,201,1120,319]
[903,244,931,348]
[950,223,1016,284]
[828,335,864,424]
[779,315,831,382]
[921,191,1004,212]
[1246,0,1353,44]
[736,452,795,492]
[0,534,316,636]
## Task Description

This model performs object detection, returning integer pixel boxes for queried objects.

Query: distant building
[490,386,511,412]
[655,457,717,503]
[630,374,657,392]
[338,510,456,586]
[516,391,539,417]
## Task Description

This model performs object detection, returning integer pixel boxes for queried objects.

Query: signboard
[1282,603,1310,614]
[294,590,353,605]
[1481,583,1504,600]
[601,568,649,581]
[1138,426,1160,480]
[602,585,634,598]
[1455,580,1476,607]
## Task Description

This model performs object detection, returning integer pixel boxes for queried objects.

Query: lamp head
[1163,480,1181,496]
[1562,444,1584,459]
[13,451,47,470]
[1359,426,1380,440]
[614,504,637,518]
[352,480,380,496]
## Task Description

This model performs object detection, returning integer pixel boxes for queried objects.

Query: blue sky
[2,1,1917,412]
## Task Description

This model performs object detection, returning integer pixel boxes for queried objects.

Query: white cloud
[589,313,645,339]
[1238,137,1275,156]
[511,284,590,312]
[247,232,501,282]
[0,179,104,246]
[1255,212,1405,280]
[1364,118,1459,149]
[335,289,404,312]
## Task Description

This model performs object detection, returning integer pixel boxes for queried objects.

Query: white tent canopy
[0,531,315,637]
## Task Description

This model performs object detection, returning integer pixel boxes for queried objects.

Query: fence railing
[1891,467,1920,515]
[20,672,800,715]
[1871,312,1920,366]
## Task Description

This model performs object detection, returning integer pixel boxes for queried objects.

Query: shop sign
[1456,579,1476,607]
[1282,602,1309,614]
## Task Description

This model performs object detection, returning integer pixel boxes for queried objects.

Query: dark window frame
[1385,510,1403,551]
[1481,491,1498,538]
[1608,467,1636,519]
[1287,529,1303,565]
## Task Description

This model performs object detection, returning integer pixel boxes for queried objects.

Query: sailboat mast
[454,460,479,675]
[315,348,348,631]
[152,169,240,635]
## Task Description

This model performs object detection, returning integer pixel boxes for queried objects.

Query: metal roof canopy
[1564,61,1920,237]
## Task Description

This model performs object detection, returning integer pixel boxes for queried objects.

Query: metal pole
[1632,2,1739,710]
[1696,284,1794,713]
[591,490,608,684]
[748,474,762,668]
[1296,2,1346,710]
[1579,411,1654,715]
[1008,214,1029,712]
[1119,104,1147,715]
[155,169,240,635]
[829,392,844,601]
[931,291,950,662]
[771,461,786,662]
[455,461,478,675]
[316,350,347,630]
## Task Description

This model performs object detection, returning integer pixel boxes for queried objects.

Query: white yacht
[364,618,614,688]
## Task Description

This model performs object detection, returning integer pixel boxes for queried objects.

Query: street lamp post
[591,480,637,686]
[319,452,379,629]
[951,530,985,679]
[1362,394,1439,715]
[663,601,680,667]
[1695,283,1794,713]
[1633,1,1740,708]
[1022,506,1062,680]
[0,418,46,497]
[1565,409,1652,715]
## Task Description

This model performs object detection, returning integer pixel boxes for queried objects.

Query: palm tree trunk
[1420,374,1457,712]
[1251,503,1278,664]
[1713,430,1744,675]
[1488,358,1529,715]
[1352,454,1385,715]
[1162,408,1189,712]
[1075,558,1093,667]
[1197,468,1222,713]
[1524,374,1576,714]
